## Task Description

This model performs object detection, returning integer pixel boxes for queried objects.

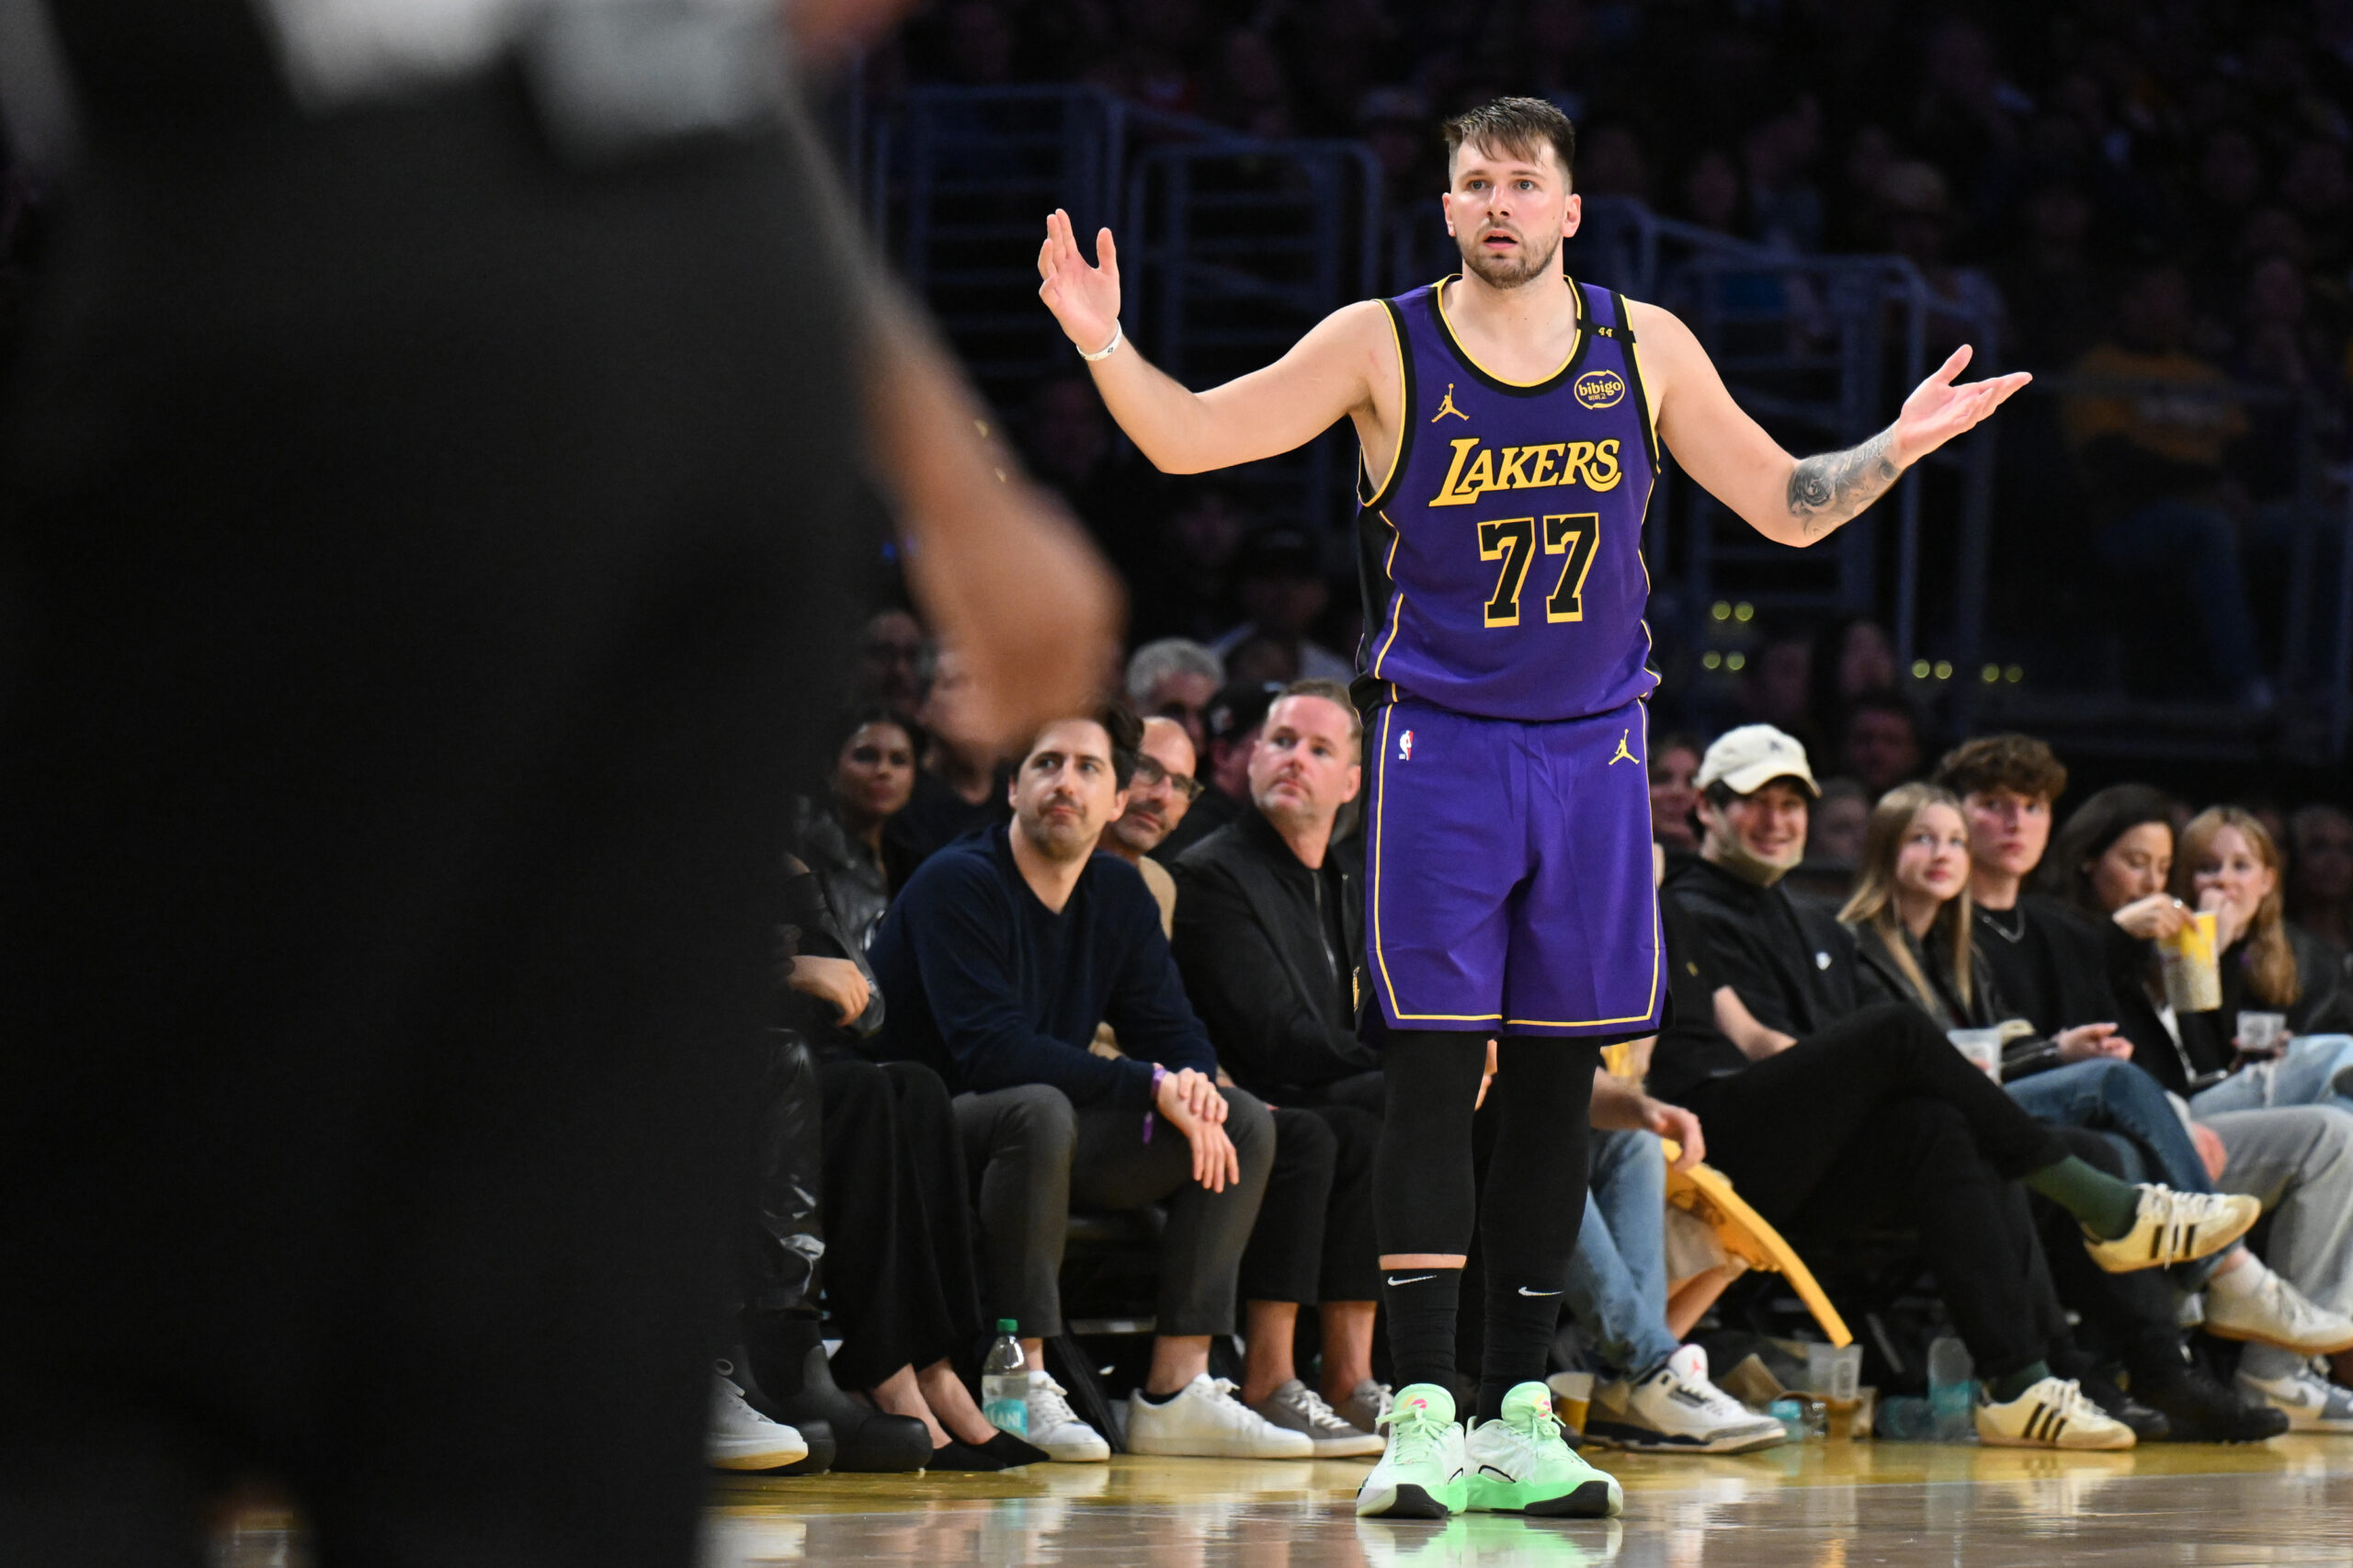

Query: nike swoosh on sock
[1387,1274,1437,1287]
[1516,1286,1563,1297]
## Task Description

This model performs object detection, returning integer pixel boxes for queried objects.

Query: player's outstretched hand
[1893,345,2031,464]
[1038,209,1120,355]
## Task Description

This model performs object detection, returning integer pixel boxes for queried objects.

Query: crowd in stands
[827,0,2353,707]
[713,607,2353,1476]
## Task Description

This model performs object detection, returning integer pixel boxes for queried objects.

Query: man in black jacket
[1658,727,2247,1449]
[1174,679,1389,1444]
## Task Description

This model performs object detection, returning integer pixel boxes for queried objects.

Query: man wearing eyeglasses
[1103,717,1208,934]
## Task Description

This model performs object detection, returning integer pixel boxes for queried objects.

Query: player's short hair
[1443,97,1577,187]
[1932,733,2068,805]
[1272,677,1363,746]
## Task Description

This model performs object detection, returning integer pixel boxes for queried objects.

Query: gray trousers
[954,1083,1275,1339]
[2208,1104,2353,1380]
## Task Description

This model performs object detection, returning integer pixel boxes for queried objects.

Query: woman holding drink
[2047,788,2353,1426]
[2167,808,2353,1119]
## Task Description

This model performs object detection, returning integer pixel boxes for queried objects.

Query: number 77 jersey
[1352,277,1662,723]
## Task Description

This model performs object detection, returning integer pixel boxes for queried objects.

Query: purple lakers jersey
[1354,278,1661,722]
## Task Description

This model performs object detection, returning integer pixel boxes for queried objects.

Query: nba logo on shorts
[1399,729,1415,761]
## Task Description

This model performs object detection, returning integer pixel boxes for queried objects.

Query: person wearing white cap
[1647,727,2256,1451]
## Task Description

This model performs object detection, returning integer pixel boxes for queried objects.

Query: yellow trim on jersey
[1360,305,1410,503]
[1369,511,1408,679]
[1436,274,1585,388]
[1627,329,1661,449]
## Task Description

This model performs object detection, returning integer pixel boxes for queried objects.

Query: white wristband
[1080,321,1123,362]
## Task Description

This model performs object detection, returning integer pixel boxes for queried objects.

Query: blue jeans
[2006,1057,2223,1284]
[2189,1034,2353,1119]
[1563,1128,1680,1378]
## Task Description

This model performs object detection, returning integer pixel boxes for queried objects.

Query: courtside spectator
[1844,779,2302,1440]
[869,708,1307,1460]
[1127,638,1226,756]
[1157,680,1278,860]
[1658,726,2252,1449]
[1172,681,1386,1446]
[1101,715,1200,934]
[1648,733,1703,852]
[790,708,919,952]
[2046,790,2353,1424]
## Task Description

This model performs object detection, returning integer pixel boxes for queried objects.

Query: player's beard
[1458,224,1562,290]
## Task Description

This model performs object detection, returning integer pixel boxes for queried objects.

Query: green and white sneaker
[1355,1382,1469,1518]
[1465,1383,1623,1518]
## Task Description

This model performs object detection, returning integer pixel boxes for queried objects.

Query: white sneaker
[1974,1376,2136,1450]
[1125,1372,1315,1459]
[1356,1382,1468,1518]
[1584,1345,1788,1454]
[707,1369,809,1471]
[1250,1379,1384,1457]
[2083,1186,2260,1272]
[1021,1369,1110,1461]
[2237,1366,2353,1432]
[2202,1261,2353,1355]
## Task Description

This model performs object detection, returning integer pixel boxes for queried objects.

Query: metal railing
[859,88,2351,758]
[1561,199,2006,696]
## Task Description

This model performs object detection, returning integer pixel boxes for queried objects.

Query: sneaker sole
[1586,1421,1788,1455]
[1355,1482,1458,1518]
[1128,1437,1316,1459]
[1308,1436,1388,1459]
[708,1444,811,1471]
[2201,1320,2353,1356]
[1468,1475,1622,1517]
[1976,1429,2135,1451]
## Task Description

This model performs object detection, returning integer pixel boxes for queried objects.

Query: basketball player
[1037,97,2029,1520]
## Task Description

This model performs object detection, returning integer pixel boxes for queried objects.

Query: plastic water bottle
[1927,1335,1976,1443]
[981,1319,1029,1437]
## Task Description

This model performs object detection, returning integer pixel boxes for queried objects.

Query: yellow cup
[2159,910,2222,1013]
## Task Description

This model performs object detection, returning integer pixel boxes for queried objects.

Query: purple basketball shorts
[1363,695,1663,1039]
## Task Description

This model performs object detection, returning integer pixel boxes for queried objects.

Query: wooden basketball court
[213,1437,2353,1565]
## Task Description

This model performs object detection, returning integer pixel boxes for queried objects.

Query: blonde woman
[1843,786,2350,1432]
[2170,807,2353,1121]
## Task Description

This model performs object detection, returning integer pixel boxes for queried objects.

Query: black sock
[1478,1279,1563,1424]
[1140,1385,1184,1405]
[1382,1267,1463,1394]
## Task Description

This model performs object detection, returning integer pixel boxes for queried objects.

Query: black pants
[1677,1005,2074,1379]
[0,71,860,1568]
[817,1061,985,1390]
[1242,1101,1383,1307]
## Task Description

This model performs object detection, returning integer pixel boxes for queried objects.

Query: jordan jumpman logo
[1430,382,1469,422]
[1608,729,1636,766]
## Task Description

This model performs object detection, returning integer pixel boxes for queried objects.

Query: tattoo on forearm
[1786,427,1901,537]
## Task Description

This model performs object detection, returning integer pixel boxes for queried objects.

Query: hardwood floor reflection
[215,1437,2353,1566]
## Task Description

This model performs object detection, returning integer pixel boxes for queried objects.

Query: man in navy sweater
[870,707,1303,1460]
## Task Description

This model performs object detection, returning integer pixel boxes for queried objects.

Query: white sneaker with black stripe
[2082,1186,2259,1273]
[1975,1376,2136,1450]
[1584,1346,1788,1454]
